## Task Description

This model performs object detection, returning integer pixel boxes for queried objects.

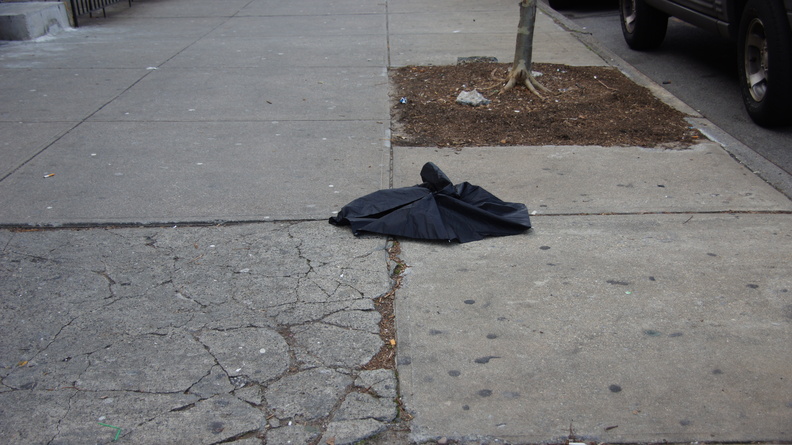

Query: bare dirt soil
[390,62,702,148]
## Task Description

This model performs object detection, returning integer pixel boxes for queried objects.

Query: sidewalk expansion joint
[536,210,792,217]
[0,218,323,231]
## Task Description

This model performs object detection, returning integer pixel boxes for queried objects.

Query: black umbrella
[329,162,531,243]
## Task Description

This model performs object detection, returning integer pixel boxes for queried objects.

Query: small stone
[456,89,491,107]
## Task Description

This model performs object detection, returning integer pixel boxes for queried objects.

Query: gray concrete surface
[388,0,607,68]
[0,1,70,41]
[398,214,792,443]
[0,223,396,444]
[393,144,792,215]
[0,0,790,444]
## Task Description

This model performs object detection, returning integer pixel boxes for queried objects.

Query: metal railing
[69,0,132,26]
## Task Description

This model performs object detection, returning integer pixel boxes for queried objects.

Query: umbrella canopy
[329,163,531,243]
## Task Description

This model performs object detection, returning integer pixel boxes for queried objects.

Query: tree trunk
[503,0,550,97]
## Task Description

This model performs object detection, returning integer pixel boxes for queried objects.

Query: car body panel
[787,0,792,29]
[646,0,725,35]
[645,0,792,39]
[677,0,724,17]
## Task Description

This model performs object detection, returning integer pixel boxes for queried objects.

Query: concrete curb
[0,2,70,41]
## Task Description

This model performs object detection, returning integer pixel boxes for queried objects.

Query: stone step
[0,2,70,40]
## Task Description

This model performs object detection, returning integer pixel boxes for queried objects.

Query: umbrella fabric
[329,162,531,243]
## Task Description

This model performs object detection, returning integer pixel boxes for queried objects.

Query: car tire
[619,0,668,50]
[737,0,792,127]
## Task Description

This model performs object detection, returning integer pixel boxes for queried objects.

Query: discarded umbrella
[329,162,531,243]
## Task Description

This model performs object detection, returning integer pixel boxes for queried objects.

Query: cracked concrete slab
[131,394,265,443]
[356,369,399,400]
[323,308,383,333]
[190,364,235,398]
[0,389,200,444]
[76,332,215,393]
[0,390,70,444]
[0,222,396,444]
[264,367,353,420]
[198,327,290,383]
[266,422,321,444]
[322,418,388,445]
[292,323,382,368]
[49,391,201,444]
[334,392,398,422]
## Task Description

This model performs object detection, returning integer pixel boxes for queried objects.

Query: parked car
[619,0,792,126]
[547,0,617,10]
[547,0,573,9]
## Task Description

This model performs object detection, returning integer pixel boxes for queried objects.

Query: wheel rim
[622,0,638,33]
[744,18,769,102]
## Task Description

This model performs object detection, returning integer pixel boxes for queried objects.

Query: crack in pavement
[0,222,398,444]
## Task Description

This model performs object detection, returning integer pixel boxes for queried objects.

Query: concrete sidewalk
[1,0,790,444]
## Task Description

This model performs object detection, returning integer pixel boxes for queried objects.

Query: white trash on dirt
[455,89,491,106]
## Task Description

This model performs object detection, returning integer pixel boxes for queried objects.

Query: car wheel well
[726,0,749,38]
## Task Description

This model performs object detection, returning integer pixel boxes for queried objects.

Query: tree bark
[503,0,550,97]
